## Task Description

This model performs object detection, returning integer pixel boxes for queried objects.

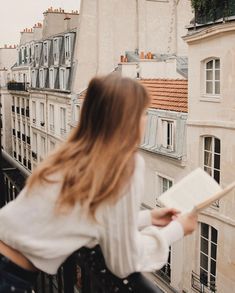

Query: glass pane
[204,137,212,151]
[214,170,220,184]
[210,259,216,276]
[206,60,213,69]
[211,227,218,243]
[214,154,220,170]
[215,82,220,94]
[215,59,220,69]
[200,269,208,285]
[206,81,213,94]
[204,151,212,167]
[215,70,220,80]
[211,243,217,260]
[204,166,212,176]
[200,253,208,270]
[201,223,209,238]
[206,70,213,80]
[201,237,208,254]
[214,138,220,154]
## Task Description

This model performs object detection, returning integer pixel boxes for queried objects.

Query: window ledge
[200,95,221,103]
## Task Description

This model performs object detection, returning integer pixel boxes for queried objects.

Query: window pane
[206,60,213,69]
[201,237,208,254]
[210,259,216,276]
[200,269,208,285]
[215,82,220,94]
[215,70,220,80]
[204,151,212,167]
[200,253,208,270]
[206,81,213,94]
[204,137,212,151]
[211,227,218,243]
[211,243,217,260]
[214,170,220,184]
[206,70,213,80]
[214,153,220,170]
[201,223,209,239]
[215,59,220,69]
[204,166,212,176]
[214,138,220,154]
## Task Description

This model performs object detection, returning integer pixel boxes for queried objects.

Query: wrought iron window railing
[7,82,28,92]
[192,271,216,293]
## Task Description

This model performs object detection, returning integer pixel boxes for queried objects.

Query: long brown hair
[26,74,150,216]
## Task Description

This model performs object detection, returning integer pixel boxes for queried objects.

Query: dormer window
[21,47,25,64]
[39,69,44,88]
[49,68,54,89]
[65,35,71,60]
[59,68,67,90]
[43,41,49,65]
[205,59,220,95]
[35,43,41,66]
[53,38,59,64]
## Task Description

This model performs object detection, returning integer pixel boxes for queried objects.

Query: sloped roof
[140,79,188,113]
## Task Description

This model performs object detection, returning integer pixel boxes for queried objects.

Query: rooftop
[140,79,188,113]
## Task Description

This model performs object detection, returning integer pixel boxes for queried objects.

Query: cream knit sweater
[0,154,183,277]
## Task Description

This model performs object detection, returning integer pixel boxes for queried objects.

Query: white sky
[0,0,81,47]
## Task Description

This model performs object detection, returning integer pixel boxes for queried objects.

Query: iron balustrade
[7,82,28,92]
[191,271,216,293]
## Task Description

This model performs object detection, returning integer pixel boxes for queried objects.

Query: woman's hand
[176,212,198,236]
[151,207,180,227]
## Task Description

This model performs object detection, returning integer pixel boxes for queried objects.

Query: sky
[0,0,81,47]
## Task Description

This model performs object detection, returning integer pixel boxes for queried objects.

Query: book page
[157,168,222,213]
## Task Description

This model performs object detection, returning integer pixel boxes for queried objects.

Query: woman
[0,74,197,292]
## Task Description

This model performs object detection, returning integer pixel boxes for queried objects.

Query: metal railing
[7,82,28,92]
[191,271,216,293]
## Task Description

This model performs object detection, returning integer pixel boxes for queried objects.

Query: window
[162,120,175,150]
[40,136,46,159]
[35,44,40,65]
[203,137,220,184]
[200,223,217,292]
[49,104,55,131]
[65,35,71,59]
[205,59,220,95]
[60,107,66,134]
[40,103,45,126]
[155,175,173,283]
[43,42,48,64]
[39,69,44,88]
[32,101,36,123]
[31,70,36,87]
[49,68,54,89]
[53,38,59,63]
[33,133,37,154]
[59,68,66,90]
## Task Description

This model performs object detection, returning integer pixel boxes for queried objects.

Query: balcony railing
[191,271,216,293]
[193,0,235,26]
[7,82,28,92]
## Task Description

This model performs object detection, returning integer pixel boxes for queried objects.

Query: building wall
[181,22,235,293]
[73,0,192,93]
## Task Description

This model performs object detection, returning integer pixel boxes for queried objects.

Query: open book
[158,168,235,214]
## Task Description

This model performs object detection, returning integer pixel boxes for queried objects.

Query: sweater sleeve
[97,186,183,278]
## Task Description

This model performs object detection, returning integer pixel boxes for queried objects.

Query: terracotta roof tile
[140,79,188,113]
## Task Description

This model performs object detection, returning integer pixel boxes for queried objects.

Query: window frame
[39,69,44,88]
[49,68,54,89]
[161,119,175,151]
